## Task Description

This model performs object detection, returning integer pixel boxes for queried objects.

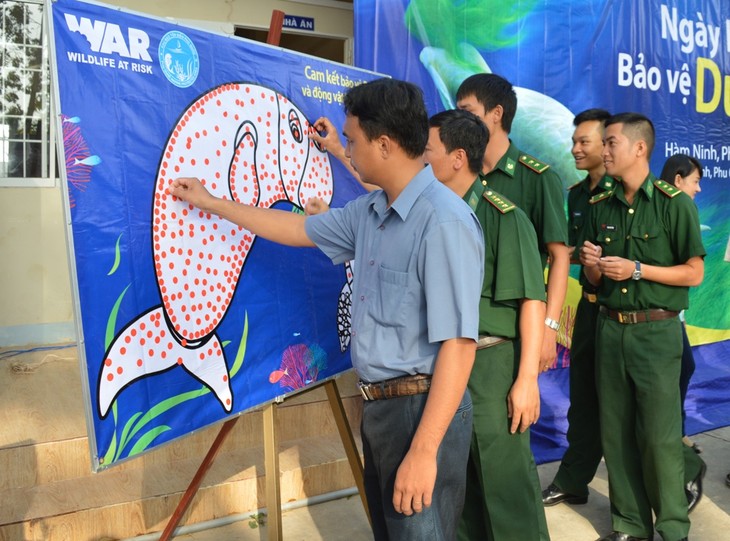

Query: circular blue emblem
[158,31,199,88]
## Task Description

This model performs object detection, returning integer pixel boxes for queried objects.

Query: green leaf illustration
[128,425,171,456]
[230,312,248,378]
[108,232,123,275]
[105,284,131,350]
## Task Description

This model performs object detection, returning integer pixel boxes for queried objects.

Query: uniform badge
[506,157,516,173]
[467,191,480,212]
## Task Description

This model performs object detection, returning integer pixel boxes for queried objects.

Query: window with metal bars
[0,0,55,187]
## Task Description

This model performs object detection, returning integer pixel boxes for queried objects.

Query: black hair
[429,109,488,175]
[573,108,611,127]
[343,78,428,158]
[660,153,703,183]
[455,73,517,133]
[605,112,655,158]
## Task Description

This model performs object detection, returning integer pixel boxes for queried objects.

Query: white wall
[0,0,353,346]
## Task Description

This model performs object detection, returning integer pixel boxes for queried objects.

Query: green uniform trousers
[684,443,706,484]
[553,296,602,497]
[596,314,690,541]
[458,340,550,541]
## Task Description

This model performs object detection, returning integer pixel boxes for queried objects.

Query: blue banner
[355,0,730,460]
[51,0,379,470]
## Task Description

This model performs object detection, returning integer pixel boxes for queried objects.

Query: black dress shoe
[595,532,649,541]
[686,462,707,513]
[541,483,588,506]
[726,472,730,488]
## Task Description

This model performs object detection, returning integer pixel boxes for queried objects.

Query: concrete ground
[154,426,730,541]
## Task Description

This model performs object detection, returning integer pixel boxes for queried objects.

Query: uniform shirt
[581,173,705,312]
[568,174,616,290]
[464,180,546,338]
[479,142,568,268]
[568,174,616,248]
[305,165,485,382]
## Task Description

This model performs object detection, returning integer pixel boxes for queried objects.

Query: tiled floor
[150,427,730,541]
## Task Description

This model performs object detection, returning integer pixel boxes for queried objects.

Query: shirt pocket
[569,213,585,246]
[368,265,411,328]
[629,224,661,263]
[596,228,622,257]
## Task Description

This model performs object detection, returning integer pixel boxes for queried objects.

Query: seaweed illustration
[98,278,249,465]
[269,343,328,392]
[61,115,100,207]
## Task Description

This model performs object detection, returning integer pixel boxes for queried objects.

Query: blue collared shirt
[305,165,484,382]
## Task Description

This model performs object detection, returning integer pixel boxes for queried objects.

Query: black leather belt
[599,306,679,324]
[358,374,431,401]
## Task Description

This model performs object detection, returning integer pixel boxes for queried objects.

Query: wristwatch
[632,260,642,280]
[544,317,560,331]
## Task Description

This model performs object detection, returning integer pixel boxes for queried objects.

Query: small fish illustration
[64,116,81,124]
[269,369,288,384]
[74,155,101,166]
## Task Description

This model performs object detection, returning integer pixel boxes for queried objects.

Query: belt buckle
[618,311,638,324]
[358,381,374,401]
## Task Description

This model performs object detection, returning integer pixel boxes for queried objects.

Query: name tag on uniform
[601,224,616,231]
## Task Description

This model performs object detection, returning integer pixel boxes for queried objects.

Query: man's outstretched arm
[169,177,315,247]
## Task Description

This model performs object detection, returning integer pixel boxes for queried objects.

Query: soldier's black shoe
[686,462,707,513]
[541,483,588,506]
[595,532,649,541]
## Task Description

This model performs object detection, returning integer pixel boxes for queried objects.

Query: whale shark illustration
[97,82,349,418]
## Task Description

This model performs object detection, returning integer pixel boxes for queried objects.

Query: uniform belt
[476,335,510,350]
[599,306,679,325]
[582,291,598,303]
[358,374,431,401]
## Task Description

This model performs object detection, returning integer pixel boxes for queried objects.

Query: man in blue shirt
[170,78,485,541]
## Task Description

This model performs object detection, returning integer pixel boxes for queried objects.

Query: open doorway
[235,27,348,64]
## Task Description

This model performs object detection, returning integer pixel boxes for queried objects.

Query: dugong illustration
[97,82,344,418]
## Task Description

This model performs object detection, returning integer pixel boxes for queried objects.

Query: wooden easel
[261,379,370,540]
[159,377,369,541]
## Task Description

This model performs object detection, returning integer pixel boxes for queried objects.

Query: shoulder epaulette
[567,179,583,191]
[654,178,682,198]
[518,153,550,174]
[589,190,613,204]
[483,190,517,214]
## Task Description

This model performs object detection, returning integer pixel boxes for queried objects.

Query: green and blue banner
[354,0,730,461]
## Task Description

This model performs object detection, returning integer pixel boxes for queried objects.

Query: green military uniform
[582,174,705,541]
[464,143,566,541]
[457,182,549,541]
[551,175,615,498]
[479,143,569,266]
